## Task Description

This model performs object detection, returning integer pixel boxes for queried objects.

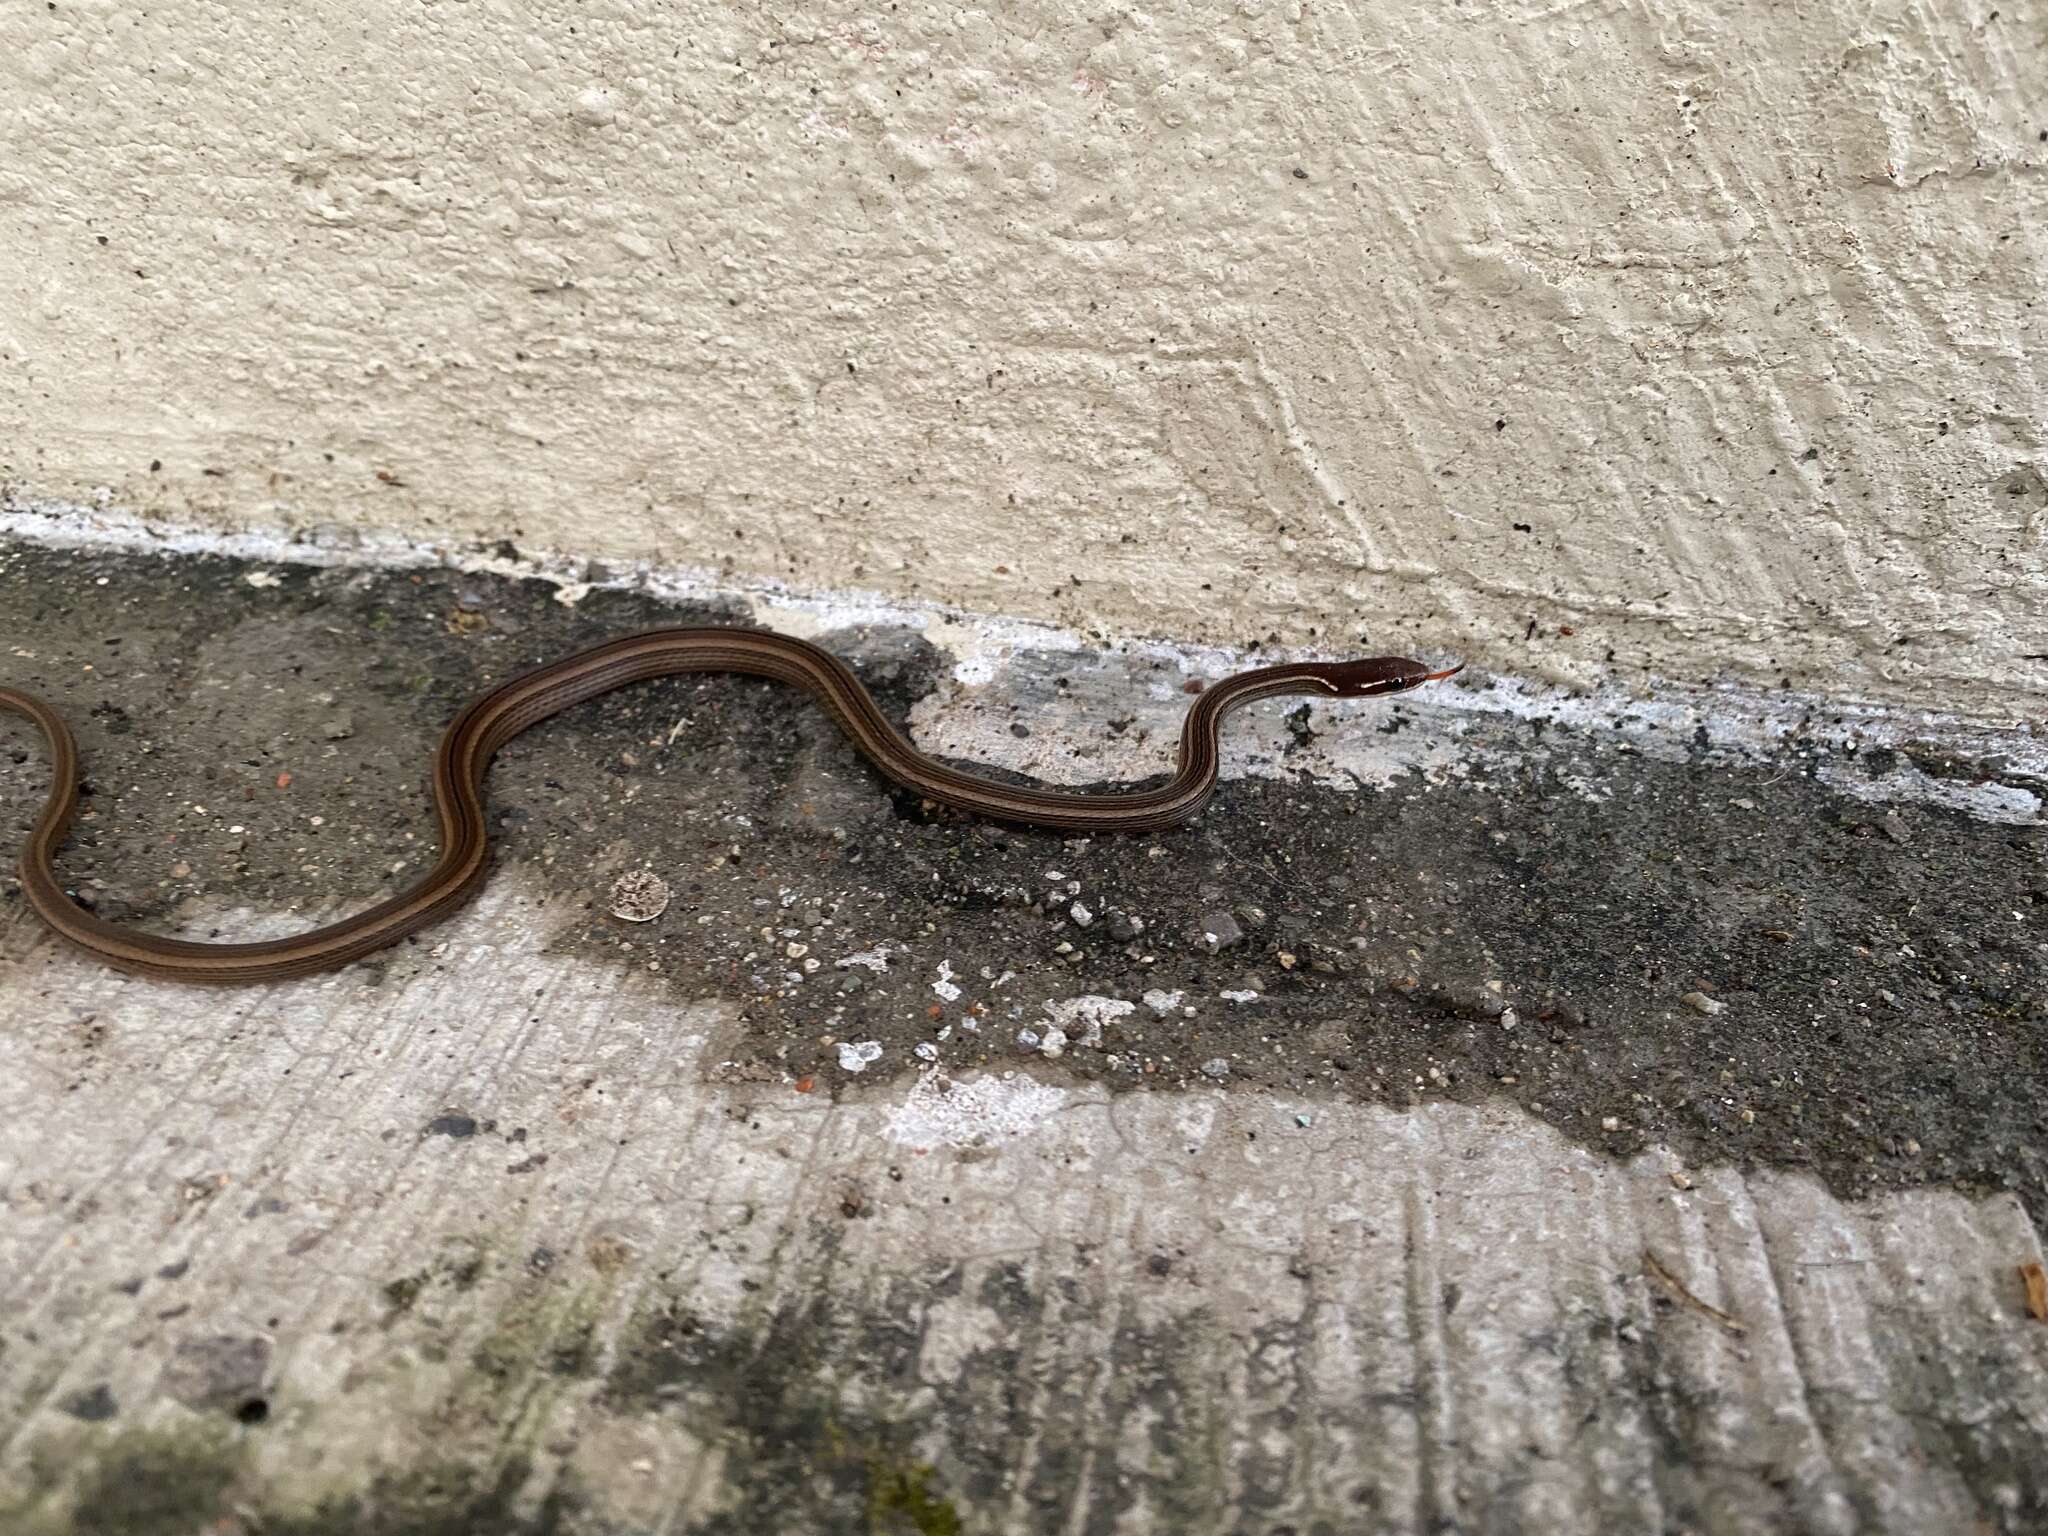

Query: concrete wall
[3,0,2043,717]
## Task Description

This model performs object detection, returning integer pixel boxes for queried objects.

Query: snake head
[1321,658,1463,698]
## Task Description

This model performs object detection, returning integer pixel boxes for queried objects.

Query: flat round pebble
[608,869,672,923]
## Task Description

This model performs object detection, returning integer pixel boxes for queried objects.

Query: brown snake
[1,627,1456,985]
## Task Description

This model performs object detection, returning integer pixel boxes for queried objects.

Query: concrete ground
[1,530,2045,1534]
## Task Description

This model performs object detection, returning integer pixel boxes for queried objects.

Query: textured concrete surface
[4,2,2045,717]
[3,534,2046,1533]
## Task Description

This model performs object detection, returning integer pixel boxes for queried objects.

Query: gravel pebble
[1426,980,1506,1021]
[1196,911,1244,953]
[608,870,671,923]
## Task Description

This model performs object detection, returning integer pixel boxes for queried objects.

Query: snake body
[1,627,1454,984]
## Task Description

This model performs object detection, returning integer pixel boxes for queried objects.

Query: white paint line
[2,495,2038,822]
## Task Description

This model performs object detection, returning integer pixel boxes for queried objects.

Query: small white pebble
[837,1040,883,1073]
[1681,991,1726,1016]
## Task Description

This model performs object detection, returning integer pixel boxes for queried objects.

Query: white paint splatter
[885,1070,1069,1150]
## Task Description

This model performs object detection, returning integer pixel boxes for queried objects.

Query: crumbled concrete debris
[1070,900,1093,927]
[932,960,961,1001]
[1202,1058,1232,1080]
[1142,989,1184,1016]
[1037,994,1135,1051]
[1682,992,1727,1016]
[607,869,671,923]
[1220,989,1259,1004]
[837,1041,883,1073]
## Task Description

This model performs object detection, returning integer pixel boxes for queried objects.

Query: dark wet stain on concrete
[1,539,2043,1226]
